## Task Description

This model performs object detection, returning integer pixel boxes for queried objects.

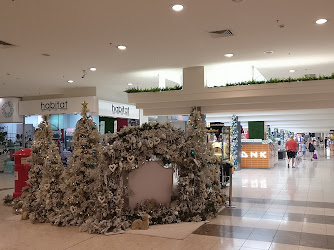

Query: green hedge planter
[125,73,334,93]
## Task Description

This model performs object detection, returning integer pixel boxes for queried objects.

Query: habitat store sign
[19,96,98,115]
[0,98,23,123]
[99,100,139,119]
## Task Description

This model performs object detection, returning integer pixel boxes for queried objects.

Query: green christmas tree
[61,101,102,227]
[177,107,221,221]
[19,115,54,222]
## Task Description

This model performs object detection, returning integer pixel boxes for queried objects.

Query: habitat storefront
[0,97,24,172]
[19,96,99,152]
[98,100,140,134]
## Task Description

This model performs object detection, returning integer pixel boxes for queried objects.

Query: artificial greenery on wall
[125,85,182,93]
[222,73,334,87]
[124,73,334,93]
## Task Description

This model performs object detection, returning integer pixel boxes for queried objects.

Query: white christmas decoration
[7,105,224,235]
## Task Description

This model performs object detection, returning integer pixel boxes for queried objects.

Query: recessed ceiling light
[316,18,327,24]
[289,69,296,73]
[128,83,133,86]
[89,67,97,71]
[224,53,234,57]
[117,45,127,50]
[171,4,184,11]
[67,80,74,83]
[264,50,274,54]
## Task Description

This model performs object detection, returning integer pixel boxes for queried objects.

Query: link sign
[242,151,267,158]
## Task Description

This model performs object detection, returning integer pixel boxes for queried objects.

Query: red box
[13,148,32,198]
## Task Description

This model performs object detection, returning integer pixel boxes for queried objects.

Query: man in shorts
[285,136,298,168]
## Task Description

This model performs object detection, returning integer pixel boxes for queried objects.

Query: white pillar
[139,109,149,125]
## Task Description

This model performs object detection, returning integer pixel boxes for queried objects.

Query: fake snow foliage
[60,101,103,227]
[17,115,63,223]
[231,115,239,167]
[99,122,187,233]
[38,141,64,225]
[11,105,223,235]
[177,107,221,222]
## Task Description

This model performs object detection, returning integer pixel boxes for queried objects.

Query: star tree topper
[82,101,88,111]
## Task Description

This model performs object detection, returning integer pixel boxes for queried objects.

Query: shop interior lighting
[316,19,328,24]
[224,53,234,57]
[128,83,133,86]
[171,4,184,11]
[289,69,296,73]
[264,51,274,54]
[89,67,97,71]
[117,45,127,50]
[67,80,74,83]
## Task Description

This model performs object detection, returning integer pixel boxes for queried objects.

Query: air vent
[0,40,16,49]
[209,29,234,38]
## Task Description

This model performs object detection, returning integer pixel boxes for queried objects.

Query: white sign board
[19,96,98,115]
[0,98,23,123]
[241,139,263,143]
[21,156,32,165]
[99,100,139,119]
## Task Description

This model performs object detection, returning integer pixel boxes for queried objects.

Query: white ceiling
[1,0,334,132]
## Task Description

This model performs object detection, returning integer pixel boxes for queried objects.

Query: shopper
[286,136,298,168]
[309,140,315,160]
[301,140,307,160]
[325,137,328,149]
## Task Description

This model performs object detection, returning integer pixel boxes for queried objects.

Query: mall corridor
[1,149,334,249]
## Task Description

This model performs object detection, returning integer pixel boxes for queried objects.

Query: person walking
[286,136,298,168]
[309,140,315,160]
[301,140,307,160]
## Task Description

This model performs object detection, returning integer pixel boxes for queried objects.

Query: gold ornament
[82,101,88,109]
[127,155,135,163]
[98,195,106,204]
[153,137,160,145]
[70,206,77,213]
[148,140,154,148]
[109,164,118,172]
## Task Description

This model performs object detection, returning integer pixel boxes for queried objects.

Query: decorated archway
[82,108,222,234]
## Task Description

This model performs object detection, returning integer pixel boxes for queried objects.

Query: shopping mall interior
[1,0,334,249]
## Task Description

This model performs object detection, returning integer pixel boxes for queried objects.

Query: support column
[183,66,205,93]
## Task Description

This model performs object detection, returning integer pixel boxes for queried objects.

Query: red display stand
[13,148,32,198]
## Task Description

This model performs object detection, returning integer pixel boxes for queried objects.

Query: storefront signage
[242,151,267,158]
[112,104,129,116]
[19,96,98,115]
[99,100,139,119]
[241,139,263,143]
[41,101,68,111]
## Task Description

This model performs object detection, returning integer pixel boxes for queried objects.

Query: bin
[13,148,32,198]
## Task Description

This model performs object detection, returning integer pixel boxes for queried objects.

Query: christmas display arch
[82,108,222,234]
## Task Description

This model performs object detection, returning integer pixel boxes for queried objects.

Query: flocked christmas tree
[177,106,221,221]
[38,139,64,225]
[60,101,102,227]
[19,115,54,222]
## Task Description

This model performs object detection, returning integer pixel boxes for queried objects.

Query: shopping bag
[313,150,318,159]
